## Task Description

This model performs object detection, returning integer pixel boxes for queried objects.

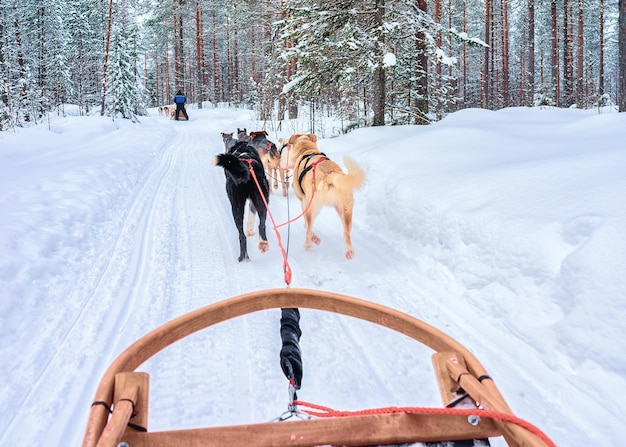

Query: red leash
[244,154,324,285]
[275,156,324,228]
[294,400,557,447]
[245,159,292,285]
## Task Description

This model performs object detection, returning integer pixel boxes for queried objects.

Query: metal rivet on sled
[468,415,481,426]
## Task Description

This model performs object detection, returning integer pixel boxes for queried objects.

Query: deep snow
[1,105,625,446]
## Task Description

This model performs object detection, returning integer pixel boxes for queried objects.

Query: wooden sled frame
[82,288,551,447]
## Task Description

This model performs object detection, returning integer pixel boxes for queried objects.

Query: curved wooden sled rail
[82,288,550,447]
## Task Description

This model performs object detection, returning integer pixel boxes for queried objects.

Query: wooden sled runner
[82,288,555,447]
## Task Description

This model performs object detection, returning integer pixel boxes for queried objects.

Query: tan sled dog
[288,133,365,259]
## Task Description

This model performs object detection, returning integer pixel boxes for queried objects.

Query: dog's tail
[213,153,251,184]
[339,156,365,191]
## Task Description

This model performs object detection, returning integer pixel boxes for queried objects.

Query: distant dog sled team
[157,90,189,120]
[155,93,364,261]
[215,128,365,262]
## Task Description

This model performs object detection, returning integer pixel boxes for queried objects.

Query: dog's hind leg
[337,202,355,259]
[272,166,279,190]
[246,201,256,236]
[303,207,321,248]
[280,169,288,196]
[231,199,249,262]
[250,196,269,254]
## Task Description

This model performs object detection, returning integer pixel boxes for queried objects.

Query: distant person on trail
[174,90,189,121]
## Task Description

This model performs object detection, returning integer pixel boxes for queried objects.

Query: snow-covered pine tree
[1,1,38,125]
[278,0,384,125]
[106,21,146,122]
[35,0,74,114]
[65,0,104,115]
[278,0,485,127]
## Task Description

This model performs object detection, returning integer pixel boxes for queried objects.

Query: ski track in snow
[1,107,623,446]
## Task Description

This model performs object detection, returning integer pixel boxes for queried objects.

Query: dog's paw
[258,240,269,253]
[311,233,321,245]
[345,249,355,260]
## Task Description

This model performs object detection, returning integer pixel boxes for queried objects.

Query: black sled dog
[213,141,270,262]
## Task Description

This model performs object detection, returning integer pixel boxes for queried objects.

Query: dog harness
[231,142,263,165]
[296,152,327,193]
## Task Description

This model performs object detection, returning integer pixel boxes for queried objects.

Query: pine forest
[1,0,625,131]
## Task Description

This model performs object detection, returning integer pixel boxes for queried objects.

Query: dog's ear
[307,134,317,142]
[262,130,268,136]
[288,134,301,144]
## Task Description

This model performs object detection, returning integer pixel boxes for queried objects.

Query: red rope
[246,159,292,285]
[275,156,324,229]
[274,191,315,229]
[244,155,324,285]
[294,400,557,447]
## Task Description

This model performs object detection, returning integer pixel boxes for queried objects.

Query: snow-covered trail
[1,106,623,447]
[0,112,247,445]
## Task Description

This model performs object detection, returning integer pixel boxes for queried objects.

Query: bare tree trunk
[177,15,185,90]
[231,6,240,101]
[155,51,161,105]
[38,7,46,105]
[551,0,559,105]
[433,0,442,114]
[576,0,584,106]
[278,3,288,121]
[144,53,148,105]
[598,0,605,98]
[447,0,453,82]
[251,28,258,83]
[173,11,180,92]
[515,27,528,106]
[502,0,510,107]
[528,0,535,105]
[483,0,491,108]
[212,10,221,103]
[287,41,298,119]
[372,0,386,126]
[100,0,114,116]
[165,41,171,102]
[617,0,626,112]
[562,0,574,106]
[195,1,205,107]
[172,0,185,92]
[462,0,467,107]
[226,20,232,100]
[415,0,428,121]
